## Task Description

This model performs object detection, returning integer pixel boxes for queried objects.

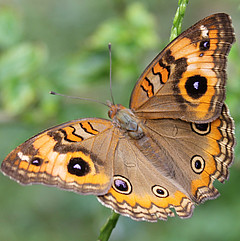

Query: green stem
[169,0,189,42]
[97,211,120,241]
[97,1,189,240]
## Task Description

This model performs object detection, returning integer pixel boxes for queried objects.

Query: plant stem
[97,1,189,240]
[97,211,120,241]
[169,0,189,42]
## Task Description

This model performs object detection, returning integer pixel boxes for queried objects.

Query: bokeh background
[0,0,239,240]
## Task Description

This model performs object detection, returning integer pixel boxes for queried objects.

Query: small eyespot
[67,157,90,176]
[190,155,205,174]
[152,185,169,198]
[112,175,132,195]
[200,40,210,51]
[30,157,43,166]
[191,123,211,135]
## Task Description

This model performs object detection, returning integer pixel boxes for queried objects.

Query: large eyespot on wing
[130,13,235,123]
[1,118,118,195]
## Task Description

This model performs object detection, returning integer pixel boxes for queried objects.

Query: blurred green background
[0,0,239,240]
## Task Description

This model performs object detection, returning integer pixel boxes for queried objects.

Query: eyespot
[67,157,90,176]
[185,75,207,99]
[30,157,43,166]
[200,39,210,51]
[152,185,169,198]
[190,155,205,174]
[112,175,132,195]
[191,123,211,135]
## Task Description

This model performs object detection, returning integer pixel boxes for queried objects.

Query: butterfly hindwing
[99,104,235,221]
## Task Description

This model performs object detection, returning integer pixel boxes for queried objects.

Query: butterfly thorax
[108,103,144,139]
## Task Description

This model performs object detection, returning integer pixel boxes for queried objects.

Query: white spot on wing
[18,152,30,162]
[200,25,209,38]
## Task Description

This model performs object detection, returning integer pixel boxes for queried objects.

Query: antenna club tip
[108,42,112,49]
[49,91,56,95]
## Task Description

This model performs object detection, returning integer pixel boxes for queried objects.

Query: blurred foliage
[226,44,240,159]
[0,7,57,123]
[0,0,240,241]
[58,2,159,99]
[0,3,159,124]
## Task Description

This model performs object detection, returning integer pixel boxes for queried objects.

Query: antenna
[50,44,115,109]
[50,91,109,107]
[108,43,115,105]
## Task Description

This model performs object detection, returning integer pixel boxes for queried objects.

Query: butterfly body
[1,13,235,222]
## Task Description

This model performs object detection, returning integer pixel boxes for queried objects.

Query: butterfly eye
[108,109,113,119]
[191,123,211,135]
[152,185,169,198]
[67,157,90,177]
[113,176,132,195]
[190,155,205,174]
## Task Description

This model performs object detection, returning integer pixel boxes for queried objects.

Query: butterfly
[1,13,235,222]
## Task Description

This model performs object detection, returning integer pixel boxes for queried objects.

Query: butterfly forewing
[130,13,235,123]
[1,118,117,195]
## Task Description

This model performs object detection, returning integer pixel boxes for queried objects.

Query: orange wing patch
[152,60,170,84]
[140,77,154,98]
[191,105,235,202]
[80,121,99,135]
[61,126,83,142]
[99,188,194,221]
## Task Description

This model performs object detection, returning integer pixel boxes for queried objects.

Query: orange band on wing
[62,126,83,142]
[80,121,99,135]
[191,118,222,195]
[107,187,188,209]
[152,61,170,84]
[140,77,154,98]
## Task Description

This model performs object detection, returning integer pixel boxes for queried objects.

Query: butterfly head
[107,103,126,119]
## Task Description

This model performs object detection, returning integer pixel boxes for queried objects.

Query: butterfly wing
[1,13,235,223]
[143,103,234,202]
[98,104,234,221]
[130,13,235,123]
[1,118,118,195]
